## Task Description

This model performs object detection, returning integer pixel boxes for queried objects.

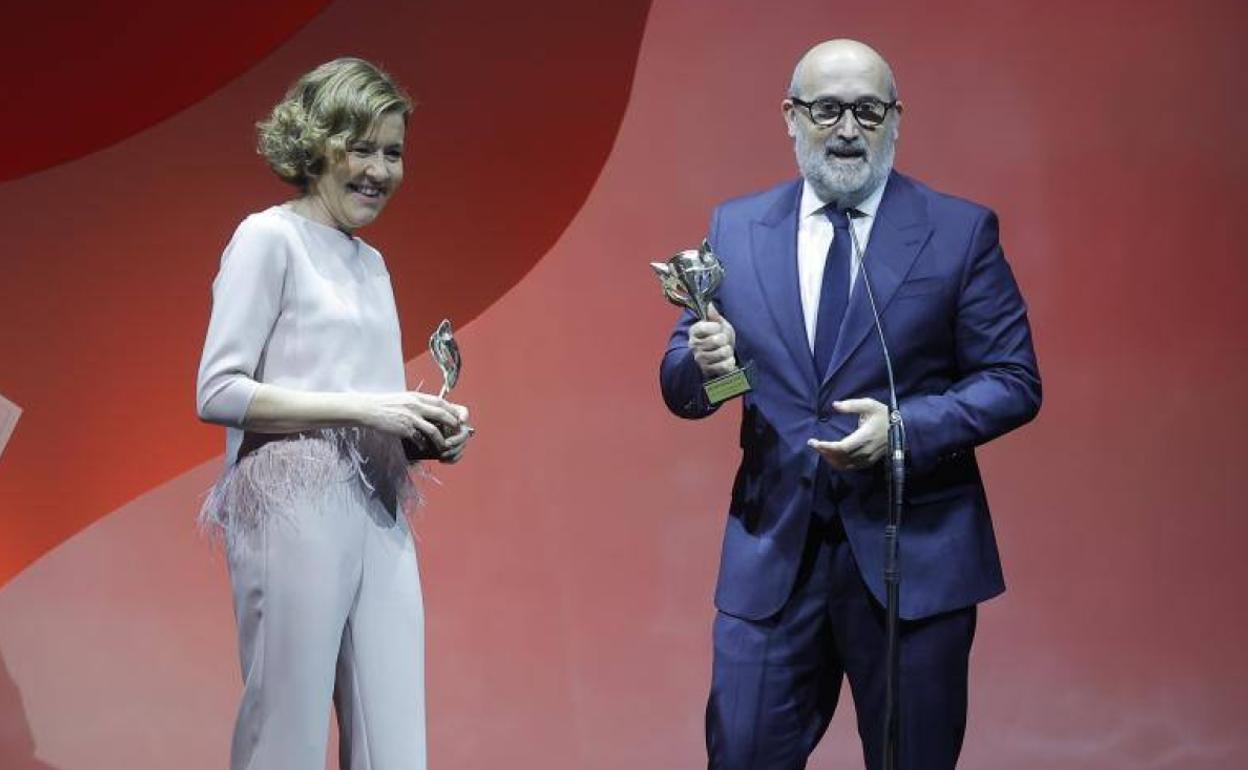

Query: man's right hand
[689,303,738,379]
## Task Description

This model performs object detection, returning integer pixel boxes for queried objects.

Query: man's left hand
[807,398,890,471]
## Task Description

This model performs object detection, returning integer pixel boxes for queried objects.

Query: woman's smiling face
[308,110,406,233]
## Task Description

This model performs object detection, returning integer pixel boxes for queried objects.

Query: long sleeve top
[196,205,414,532]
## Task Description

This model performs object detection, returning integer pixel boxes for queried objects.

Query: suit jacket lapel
[821,173,932,388]
[749,180,818,390]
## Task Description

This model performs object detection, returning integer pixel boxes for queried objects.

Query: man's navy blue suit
[660,171,1040,769]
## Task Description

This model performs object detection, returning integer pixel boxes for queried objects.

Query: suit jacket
[660,171,1041,621]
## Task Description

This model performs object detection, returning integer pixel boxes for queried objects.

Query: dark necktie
[813,206,856,376]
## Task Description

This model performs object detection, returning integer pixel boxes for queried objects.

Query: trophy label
[703,364,752,404]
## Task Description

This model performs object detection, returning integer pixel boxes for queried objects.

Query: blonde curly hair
[257,57,413,189]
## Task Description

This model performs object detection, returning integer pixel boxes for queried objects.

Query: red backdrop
[1,1,1245,768]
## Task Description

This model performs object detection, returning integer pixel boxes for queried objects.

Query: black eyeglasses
[788,97,898,128]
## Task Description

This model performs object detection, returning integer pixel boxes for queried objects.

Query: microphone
[846,217,906,770]
[846,217,904,435]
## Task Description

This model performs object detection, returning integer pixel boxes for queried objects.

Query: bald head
[788,39,897,101]
[782,39,901,208]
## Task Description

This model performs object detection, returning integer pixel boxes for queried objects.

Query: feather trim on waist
[200,427,420,540]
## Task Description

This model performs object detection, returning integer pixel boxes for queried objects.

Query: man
[659,40,1041,769]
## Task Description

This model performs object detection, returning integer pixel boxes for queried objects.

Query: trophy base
[704,362,753,404]
[403,436,435,463]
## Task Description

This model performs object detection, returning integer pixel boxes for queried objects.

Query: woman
[196,58,470,770]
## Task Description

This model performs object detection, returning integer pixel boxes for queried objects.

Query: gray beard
[794,132,895,209]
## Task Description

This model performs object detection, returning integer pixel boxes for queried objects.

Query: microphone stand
[882,402,905,770]
[849,220,907,770]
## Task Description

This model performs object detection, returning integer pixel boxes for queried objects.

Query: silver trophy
[406,315,466,459]
[428,318,461,398]
[405,318,468,461]
[651,240,752,404]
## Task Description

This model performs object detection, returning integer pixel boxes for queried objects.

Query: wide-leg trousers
[226,477,426,770]
[706,512,977,770]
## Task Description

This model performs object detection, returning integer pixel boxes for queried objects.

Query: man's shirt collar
[799,173,889,220]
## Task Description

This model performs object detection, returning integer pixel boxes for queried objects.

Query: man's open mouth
[827,146,866,160]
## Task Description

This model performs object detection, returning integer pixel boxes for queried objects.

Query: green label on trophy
[703,363,753,403]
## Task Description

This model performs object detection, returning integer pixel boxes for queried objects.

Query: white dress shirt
[797,177,888,353]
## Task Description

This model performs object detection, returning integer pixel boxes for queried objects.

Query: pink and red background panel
[1,1,1245,768]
